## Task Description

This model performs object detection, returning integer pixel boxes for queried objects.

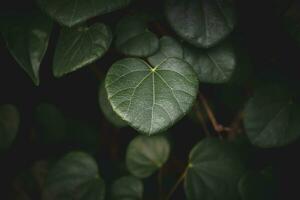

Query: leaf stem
[165,166,188,200]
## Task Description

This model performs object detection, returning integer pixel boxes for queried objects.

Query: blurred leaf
[165,0,236,48]
[147,36,183,66]
[37,0,133,27]
[34,103,67,144]
[53,23,112,77]
[1,12,52,85]
[238,168,278,200]
[66,118,100,154]
[244,85,300,148]
[0,104,20,149]
[183,41,236,83]
[115,15,159,57]
[111,176,143,200]
[99,81,127,127]
[43,151,105,200]
[184,138,246,200]
[126,135,170,178]
[105,57,199,135]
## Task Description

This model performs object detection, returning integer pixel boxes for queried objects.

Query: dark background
[1,0,300,199]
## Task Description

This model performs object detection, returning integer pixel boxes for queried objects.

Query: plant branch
[198,92,232,134]
[165,166,188,200]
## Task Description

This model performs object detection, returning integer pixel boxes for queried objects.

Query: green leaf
[165,0,236,48]
[37,0,133,27]
[1,12,52,85]
[99,81,127,127]
[244,85,300,148]
[184,138,246,200]
[238,168,278,200]
[43,151,105,200]
[0,104,20,149]
[115,15,159,57]
[148,36,183,66]
[111,176,143,200]
[183,41,236,83]
[53,23,112,77]
[126,135,170,178]
[105,58,199,135]
[34,103,67,144]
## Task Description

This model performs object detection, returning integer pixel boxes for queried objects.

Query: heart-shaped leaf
[99,81,127,127]
[111,176,143,200]
[37,0,133,27]
[43,151,105,200]
[115,15,159,57]
[165,0,236,48]
[105,57,199,135]
[183,41,236,83]
[53,23,112,77]
[34,103,67,144]
[126,135,170,178]
[1,12,52,85]
[244,85,300,148]
[184,138,246,200]
[0,105,20,149]
[238,167,278,200]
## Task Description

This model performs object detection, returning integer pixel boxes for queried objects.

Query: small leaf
[165,0,236,48]
[183,41,236,83]
[126,135,170,178]
[37,0,133,27]
[148,36,183,66]
[99,81,127,127]
[184,138,246,200]
[115,15,159,57]
[111,176,143,200]
[43,151,105,200]
[53,23,112,77]
[0,104,20,149]
[34,103,66,144]
[105,57,199,135]
[1,12,52,85]
[239,168,278,200]
[244,85,300,148]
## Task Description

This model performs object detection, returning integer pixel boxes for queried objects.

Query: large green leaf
[43,151,105,200]
[37,0,133,27]
[238,168,278,200]
[111,176,143,200]
[244,85,300,148]
[53,23,112,77]
[115,15,159,57]
[105,58,199,135]
[0,104,20,149]
[183,41,236,83]
[184,138,246,200]
[34,103,67,144]
[126,135,170,178]
[1,12,52,85]
[165,0,236,48]
[99,81,127,127]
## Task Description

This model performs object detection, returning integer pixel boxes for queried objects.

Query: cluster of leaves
[1,0,300,199]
